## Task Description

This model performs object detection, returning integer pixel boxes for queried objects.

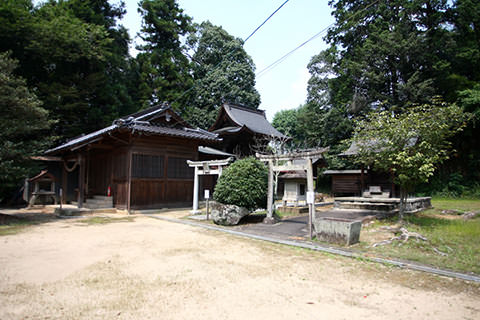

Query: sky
[121,0,335,120]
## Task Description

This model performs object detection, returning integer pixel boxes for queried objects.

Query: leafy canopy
[0,52,53,201]
[213,157,268,210]
[351,101,468,191]
[183,21,260,129]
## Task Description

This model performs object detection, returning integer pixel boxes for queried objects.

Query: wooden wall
[65,134,202,210]
[330,171,398,197]
[128,135,198,209]
[331,174,362,196]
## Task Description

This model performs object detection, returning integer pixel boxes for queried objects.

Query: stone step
[334,201,396,212]
[83,203,114,209]
[92,195,113,201]
[86,198,113,205]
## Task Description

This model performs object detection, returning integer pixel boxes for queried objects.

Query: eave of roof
[198,146,234,157]
[323,169,365,175]
[45,123,220,155]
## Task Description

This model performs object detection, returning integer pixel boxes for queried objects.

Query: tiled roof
[45,125,118,154]
[45,106,220,155]
[211,103,287,139]
[279,171,307,179]
[132,124,219,141]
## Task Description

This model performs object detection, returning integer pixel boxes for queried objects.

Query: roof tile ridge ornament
[184,127,220,138]
[133,101,170,122]
[224,101,266,116]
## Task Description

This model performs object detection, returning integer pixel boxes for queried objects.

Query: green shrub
[213,157,268,210]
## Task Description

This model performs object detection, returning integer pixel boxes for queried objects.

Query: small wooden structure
[27,170,57,207]
[323,140,399,197]
[256,148,329,239]
[279,171,307,206]
[187,157,234,213]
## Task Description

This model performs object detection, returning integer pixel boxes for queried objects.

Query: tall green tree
[323,0,452,112]
[351,101,468,221]
[136,0,193,108]
[0,53,52,201]
[0,0,134,141]
[184,21,260,128]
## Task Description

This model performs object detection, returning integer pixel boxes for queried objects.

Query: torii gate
[187,157,234,214]
[256,148,329,239]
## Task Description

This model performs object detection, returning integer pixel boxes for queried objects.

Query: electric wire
[256,0,381,78]
[244,0,291,43]
[172,0,291,105]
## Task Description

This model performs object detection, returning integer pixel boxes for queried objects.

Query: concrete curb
[144,214,480,283]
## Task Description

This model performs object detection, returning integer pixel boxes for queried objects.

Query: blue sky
[122,0,334,120]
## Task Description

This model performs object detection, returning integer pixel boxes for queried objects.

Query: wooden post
[306,157,314,240]
[206,198,210,220]
[360,165,365,196]
[78,154,85,208]
[126,150,132,213]
[390,169,395,198]
[62,163,67,203]
[264,160,275,224]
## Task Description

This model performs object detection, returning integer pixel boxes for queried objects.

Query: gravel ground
[0,212,479,320]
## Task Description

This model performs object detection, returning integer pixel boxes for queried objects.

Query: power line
[172,1,291,105]
[256,0,381,78]
[256,26,329,78]
[244,0,291,43]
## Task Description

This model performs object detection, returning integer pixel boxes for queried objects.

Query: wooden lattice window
[132,154,164,178]
[167,157,193,179]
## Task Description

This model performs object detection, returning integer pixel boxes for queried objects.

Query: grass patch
[0,222,33,236]
[0,213,55,236]
[430,197,480,212]
[360,198,480,274]
[78,216,135,225]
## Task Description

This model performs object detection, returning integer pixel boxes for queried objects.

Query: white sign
[204,189,210,199]
[307,191,315,204]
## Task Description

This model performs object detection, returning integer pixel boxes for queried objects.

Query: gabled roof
[45,105,220,155]
[340,137,418,156]
[209,103,287,139]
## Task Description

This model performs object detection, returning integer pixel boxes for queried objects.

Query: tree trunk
[398,187,407,224]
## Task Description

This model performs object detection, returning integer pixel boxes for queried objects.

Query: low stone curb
[144,213,480,283]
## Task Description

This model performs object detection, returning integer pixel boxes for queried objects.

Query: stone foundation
[334,197,432,214]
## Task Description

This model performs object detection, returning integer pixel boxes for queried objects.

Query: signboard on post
[307,191,315,204]
[204,189,210,220]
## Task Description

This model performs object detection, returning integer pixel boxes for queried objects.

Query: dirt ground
[0,212,479,320]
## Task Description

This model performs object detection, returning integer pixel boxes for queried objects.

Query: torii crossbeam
[187,157,234,214]
[256,148,329,239]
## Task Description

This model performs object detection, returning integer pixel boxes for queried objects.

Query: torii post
[187,157,234,214]
[256,148,329,239]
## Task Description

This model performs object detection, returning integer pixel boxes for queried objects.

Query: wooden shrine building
[209,103,287,156]
[44,104,221,210]
[323,141,399,197]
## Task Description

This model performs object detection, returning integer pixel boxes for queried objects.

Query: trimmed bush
[213,157,268,210]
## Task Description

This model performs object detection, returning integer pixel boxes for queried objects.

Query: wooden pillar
[62,163,67,203]
[78,154,85,208]
[126,150,132,213]
[306,157,314,240]
[264,160,275,224]
[360,165,365,196]
[126,150,132,212]
[192,166,200,214]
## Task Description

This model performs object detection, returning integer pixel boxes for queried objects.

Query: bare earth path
[0,214,479,319]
